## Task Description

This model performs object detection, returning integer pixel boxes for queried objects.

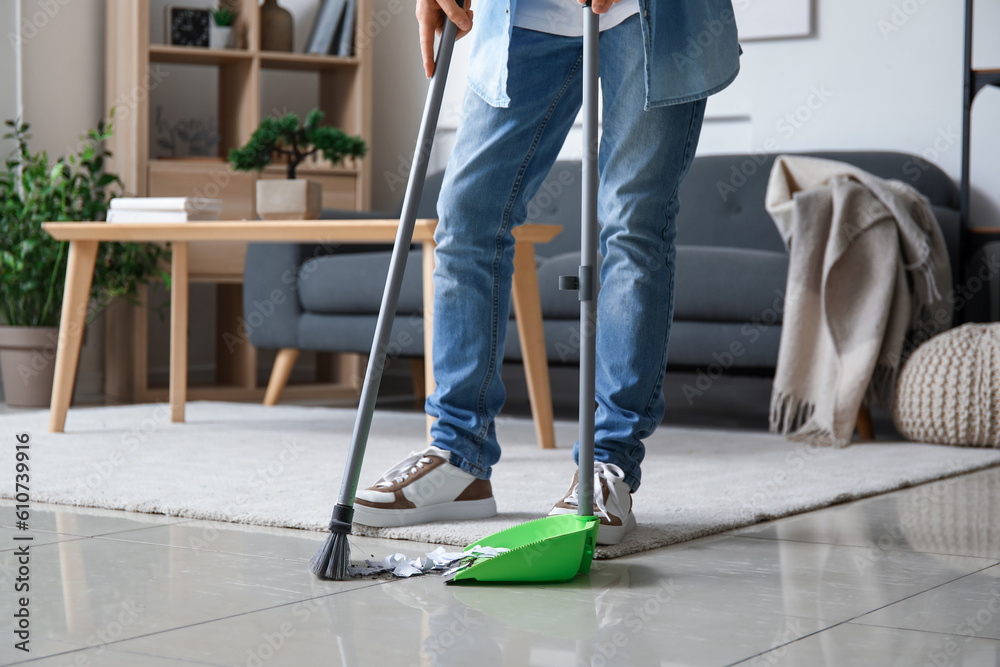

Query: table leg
[511,241,557,450]
[48,241,99,433]
[422,240,437,442]
[170,242,189,423]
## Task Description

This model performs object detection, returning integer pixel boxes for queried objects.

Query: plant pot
[210,25,233,49]
[256,179,323,220]
[0,325,59,409]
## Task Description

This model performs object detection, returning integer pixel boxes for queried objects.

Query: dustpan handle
[337,4,464,508]
[578,2,599,516]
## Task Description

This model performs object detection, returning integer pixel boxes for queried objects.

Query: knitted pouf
[893,323,1000,447]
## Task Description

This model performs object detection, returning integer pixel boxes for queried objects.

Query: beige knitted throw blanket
[764,156,952,447]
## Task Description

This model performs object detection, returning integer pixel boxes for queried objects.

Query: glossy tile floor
[2,464,999,666]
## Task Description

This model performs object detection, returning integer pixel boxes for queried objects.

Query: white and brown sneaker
[548,462,636,545]
[353,446,496,527]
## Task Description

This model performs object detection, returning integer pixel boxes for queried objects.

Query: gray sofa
[244,151,962,385]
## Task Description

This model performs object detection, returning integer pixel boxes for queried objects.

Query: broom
[309,3,464,580]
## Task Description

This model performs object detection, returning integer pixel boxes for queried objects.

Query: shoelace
[562,462,625,522]
[374,451,436,488]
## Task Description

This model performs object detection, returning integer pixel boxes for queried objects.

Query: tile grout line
[730,532,1000,564]
[845,619,1000,642]
[4,580,393,665]
[92,534,318,564]
[724,560,1000,666]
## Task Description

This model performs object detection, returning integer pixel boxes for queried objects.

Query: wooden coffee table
[42,220,561,449]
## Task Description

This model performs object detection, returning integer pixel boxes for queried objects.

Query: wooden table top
[42,219,563,244]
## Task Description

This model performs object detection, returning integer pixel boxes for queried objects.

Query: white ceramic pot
[256,179,323,220]
[210,25,233,49]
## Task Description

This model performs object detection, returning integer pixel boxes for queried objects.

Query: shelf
[150,45,253,66]
[259,50,359,71]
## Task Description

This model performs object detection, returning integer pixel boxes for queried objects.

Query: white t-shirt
[512,0,640,36]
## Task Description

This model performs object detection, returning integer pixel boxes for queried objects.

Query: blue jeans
[425,15,707,492]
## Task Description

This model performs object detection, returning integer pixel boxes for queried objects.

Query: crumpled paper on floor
[348,545,509,578]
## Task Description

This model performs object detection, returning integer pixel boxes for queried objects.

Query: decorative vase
[210,25,233,49]
[0,325,59,408]
[260,0,294,52]
[256,180,323,220]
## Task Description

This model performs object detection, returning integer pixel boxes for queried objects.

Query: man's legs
[571,15,708,492]
[355,29,587,527]
[427,28,586,479]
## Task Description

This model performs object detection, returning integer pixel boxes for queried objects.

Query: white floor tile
[733,466,1000,560]
[0,537,379,651]
[854,564,1000,639]
[0,500,189,537]
[539,534,995,624]
[111,574,829,667]
[733,622,1000,666]
[96,518,448,563]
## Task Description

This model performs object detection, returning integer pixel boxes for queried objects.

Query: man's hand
[580,0,623,15]
[416,0,474,78]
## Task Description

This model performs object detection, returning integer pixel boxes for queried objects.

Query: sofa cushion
[298,250,424,315]
[538,245,788,323]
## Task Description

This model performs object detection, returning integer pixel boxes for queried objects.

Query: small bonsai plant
[228,109,367,179]
[211,6,237,27]
[0,116,169,328]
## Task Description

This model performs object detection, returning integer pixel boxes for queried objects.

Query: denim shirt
[467,0,741,109]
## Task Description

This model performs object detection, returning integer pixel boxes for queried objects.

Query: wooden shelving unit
[106,0,372,220]
[103,0,372,403]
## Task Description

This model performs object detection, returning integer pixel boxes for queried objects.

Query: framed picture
[733,0,814,41]
[166,7,211,48]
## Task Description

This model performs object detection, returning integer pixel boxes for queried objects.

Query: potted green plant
[0,118,168,408]
[229,109,366,219]
[210,5,237,49]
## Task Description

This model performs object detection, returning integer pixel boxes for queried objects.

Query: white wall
[0,2,20,158]
[375,0,1000,231]
[19,0,106,156]
[700,0,1000,229]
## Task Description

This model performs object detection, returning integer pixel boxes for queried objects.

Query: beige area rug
[3,402,1000,558]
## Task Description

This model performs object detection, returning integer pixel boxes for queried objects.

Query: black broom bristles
[309,503,354,580]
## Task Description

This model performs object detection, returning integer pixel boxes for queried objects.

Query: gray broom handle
[579,3,598,516]
[337,9,462,507]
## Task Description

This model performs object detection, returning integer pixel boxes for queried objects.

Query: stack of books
[305,0,357,57]
[107,198,222,223]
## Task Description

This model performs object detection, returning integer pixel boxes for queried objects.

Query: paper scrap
[347,545,509,579]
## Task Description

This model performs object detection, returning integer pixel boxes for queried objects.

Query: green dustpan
[446,514,599,584]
